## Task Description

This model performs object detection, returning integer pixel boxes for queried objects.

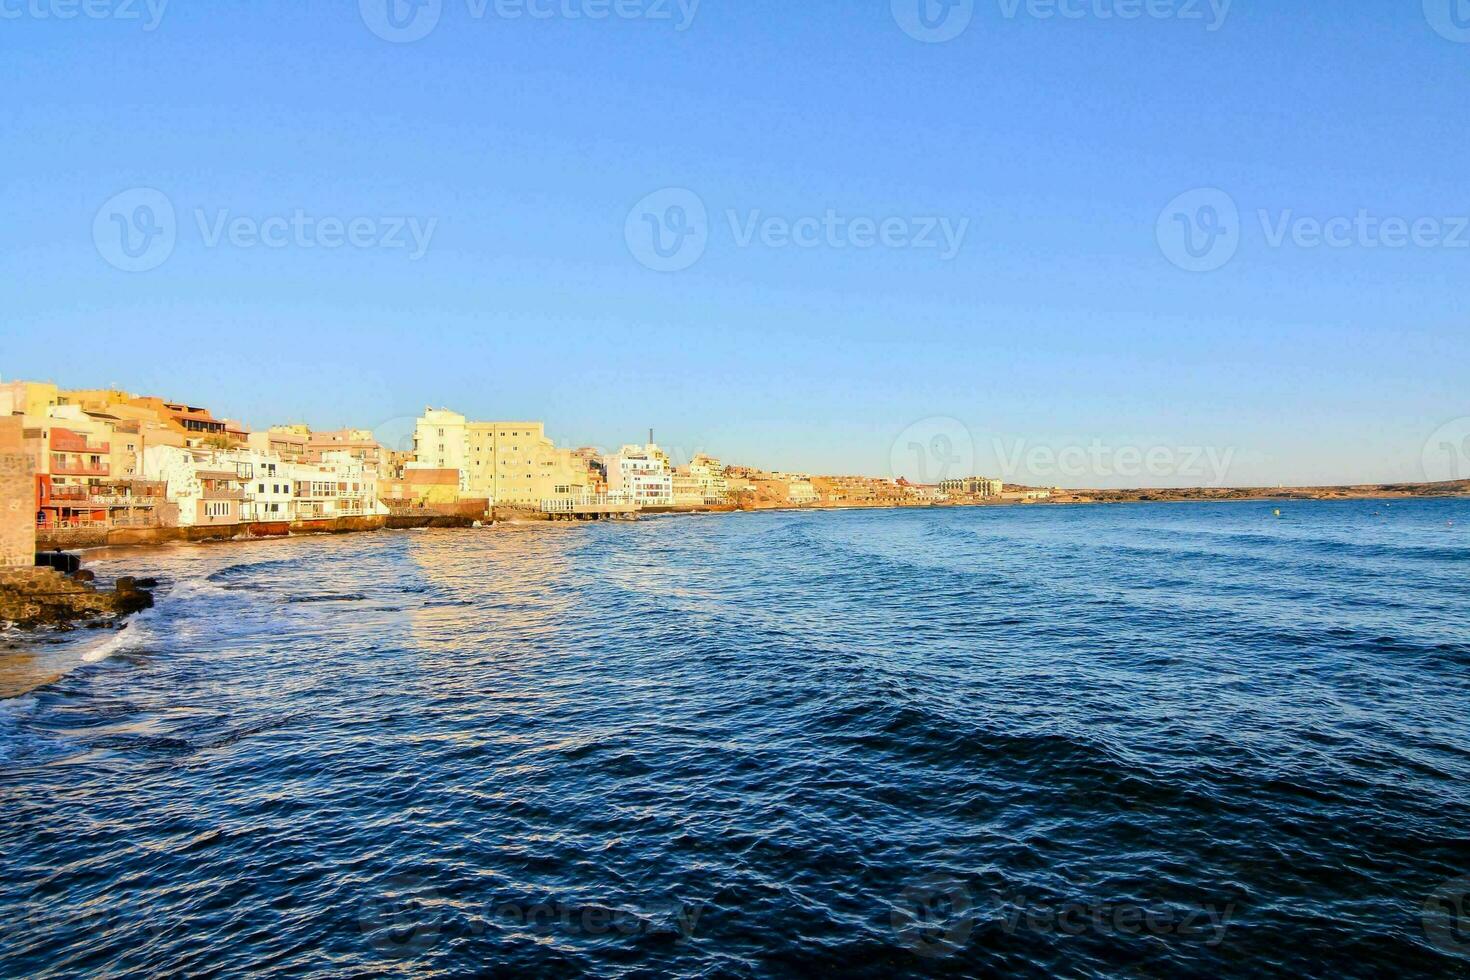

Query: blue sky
[2,0,1467,487]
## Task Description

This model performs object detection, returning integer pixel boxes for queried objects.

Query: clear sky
[2,0,1467,487]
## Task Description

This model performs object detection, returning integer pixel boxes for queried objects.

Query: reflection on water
[2,502,1469,977]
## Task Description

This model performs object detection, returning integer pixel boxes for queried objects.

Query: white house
[603,444,674,508]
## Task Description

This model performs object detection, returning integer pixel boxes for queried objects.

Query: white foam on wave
[81,609,155,663]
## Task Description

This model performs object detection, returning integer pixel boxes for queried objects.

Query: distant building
[250,427,309,462]
[939,477,1003,498]
[603,444,674,508]
[810,476,906,505]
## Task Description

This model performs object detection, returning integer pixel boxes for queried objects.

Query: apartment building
[810,476,908,505]
[144,445,388,526]
[754,472,818,506]
[142,446,247,527]
[0,380,61,418]
[687,454,729,504]
[309,429,385,474]
[603,444,674,508]
[413,409,589,507]
[249,427,309,462]
[938,477,1004,498]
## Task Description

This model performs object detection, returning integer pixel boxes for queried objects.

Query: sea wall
[36,515,392,550]
[386,500,489,529]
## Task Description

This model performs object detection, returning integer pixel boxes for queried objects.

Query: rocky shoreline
[0,567,155,630]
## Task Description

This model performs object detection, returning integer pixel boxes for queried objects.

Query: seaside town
[0,376,1054,560]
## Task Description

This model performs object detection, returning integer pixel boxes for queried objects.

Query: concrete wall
[0,417,36,567]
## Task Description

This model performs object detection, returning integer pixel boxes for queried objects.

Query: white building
[603,444,674,508]
[143,445,387,526]
[141,445,246,527]
[312,451,387,518]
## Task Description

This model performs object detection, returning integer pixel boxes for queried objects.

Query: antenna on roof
[649,428,654,445]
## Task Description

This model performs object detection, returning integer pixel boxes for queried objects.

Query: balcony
[90,495,160,507]
[51,462,109,477]
[202,488,246,501]
[49,431,109,454]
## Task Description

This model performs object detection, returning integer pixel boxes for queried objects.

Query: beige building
[939,477,1004,498]
[0,417,35,566]
[413,409,589,507]
[250,427,309,462]
[0,380,61,419]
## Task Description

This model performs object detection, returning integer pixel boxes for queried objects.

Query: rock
[0,567,154,629]
[114,578,155,615]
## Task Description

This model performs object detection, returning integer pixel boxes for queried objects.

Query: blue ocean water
[2,500,1468,977]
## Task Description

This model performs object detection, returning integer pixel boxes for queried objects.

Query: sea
[2,500,1468,977]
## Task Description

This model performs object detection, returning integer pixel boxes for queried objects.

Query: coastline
[36,484,1469,557]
